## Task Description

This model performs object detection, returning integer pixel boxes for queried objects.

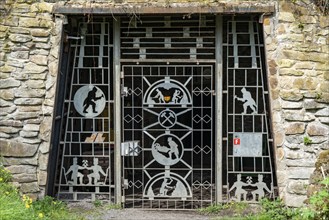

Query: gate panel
[122,65,214,209]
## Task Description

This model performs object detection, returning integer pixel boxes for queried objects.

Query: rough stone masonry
[0,0,328,207]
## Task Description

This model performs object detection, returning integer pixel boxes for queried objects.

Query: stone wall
[0,0,328,206]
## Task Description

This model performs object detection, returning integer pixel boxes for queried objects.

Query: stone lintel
[53,4,275,15]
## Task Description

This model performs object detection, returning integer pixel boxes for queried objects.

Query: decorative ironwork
[222,16,277,203]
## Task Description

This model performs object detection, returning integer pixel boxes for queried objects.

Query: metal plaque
[233,133,262,157]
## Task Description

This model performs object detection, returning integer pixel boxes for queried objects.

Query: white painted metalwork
[222,16,277,203]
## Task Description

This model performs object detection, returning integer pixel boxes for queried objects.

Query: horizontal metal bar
[120,59,216,63]
[54,5,275,14]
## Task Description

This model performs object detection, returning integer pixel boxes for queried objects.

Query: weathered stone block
[0,99,13,107]
[294,62,314,70]
[9,27,30,34]
[38,153,49,171]
[277,59,295,68]
[29,73,47,80]
[0,120,23,127]
[9,34,32,43]
[39,142,49,154]
[281,100,303,109]
[306,122,329,136]
[319,117,329,124]
[316,107,329,117]
[23,62,48,74]
[30,55,48,66]
[287,180,308,195]
[0,89,14,100]
[23,124,40,131]
[279,69,304,76]
[280,90,303,101]
[38,170,48,186]
[20,131,38,138]
[25,80,45,89]
[14,98,43,106]
[284,110,315,121]
[0,78,21,88]
[320,82,329,93]
[299,15,317,24]
[31,29,50,37]
[6,165,36,174]
[14,87,46,98]
[304,99,326,110]
[286,159,315,167]
[319,16,329,28]
[285,134,304,144]
[0,132,11,138]
[3,156,38,166]
[12,174,37,183]
[39,117,52,141]
[18,106,41,112]
[287,167,315,179]
[0,139,38,157]
[293,78,317,90]
[285,122,305,134]
[9,51,29,60]
[21,182,39,193]
[0,126,20,134]
[15,137,42,145]
[12,112,39,120]
[277,12,295,22]
[19,17,40,28]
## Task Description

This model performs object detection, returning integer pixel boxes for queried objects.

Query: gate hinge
[121,196,125,201]
[120,71,124,79]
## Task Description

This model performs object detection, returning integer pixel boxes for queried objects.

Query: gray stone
[0,132,11,138]
[287,167,315,179]
[306,122,329,136]
[18,106,41,112]
[21,182,39,193]
[280,90,303,101]
[0,126,20,134]
[19,17,40,28]
[319,117,329,124]
[14,137,42,145]
[12,174,37,183]
[30,55,48,66]
[35,43,51,50]
[0,106,16,115]
[0,89,15,100]
[30,49,49,56]
[287,180,308,195]
[0,120,23,127]
[41,105,53,115]
[14,98,43,105]
[318,141,329,150]
[29,73,47,80]
[38,153,49,171]
[31,29,50,37]
[0,99,14,107]
[23,62,48,74]
[285,122,305,134]
[25,80,45,89]
[6,165,36,174]
[315,106,329,117]
[283,110,315,122]
[39,117,52,141]
[48,61,58,76]
[14,87,45,98]
[0,139,38,157]
[304,100,327,110]
[0,78,21,88]
[38,170,48,186]
[39,142,50,154]
[278,12,295,22]
[285,135,304,144]
[281,100,303,109]
[20,131,38,138]
[284,193,307,207]
[3,156,38,166]
[305,136,329,144]
[12,112,39,120]
[9,33,32,43]
[286,159,316,167]
[32,37,49,43]
[23,124,40,131]
[10,51,29,59]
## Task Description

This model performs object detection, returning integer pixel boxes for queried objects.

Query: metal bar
[113,18,122,205]
[215,15,223,203]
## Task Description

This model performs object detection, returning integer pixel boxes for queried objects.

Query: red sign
[233,138,240,145]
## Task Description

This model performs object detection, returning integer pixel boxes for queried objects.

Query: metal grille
[121,15,215,62]
[54,19,115,202]
[122,65,215,209]
[222,16,277,202]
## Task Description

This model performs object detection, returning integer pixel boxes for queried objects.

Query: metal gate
[122,65,214,209]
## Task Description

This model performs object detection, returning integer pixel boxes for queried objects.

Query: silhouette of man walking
[83,87,104,113]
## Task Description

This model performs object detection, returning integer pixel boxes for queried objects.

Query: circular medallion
[151,134,184,166]
[73,85,106,118]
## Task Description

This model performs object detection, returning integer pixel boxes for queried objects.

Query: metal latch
[121,141,140,156]
[121,84,128,97]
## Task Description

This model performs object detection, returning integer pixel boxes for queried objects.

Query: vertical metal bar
[215,15,223,203]
[113,18,122,205]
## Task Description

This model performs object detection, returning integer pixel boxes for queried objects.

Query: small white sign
[233,133,262,156]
